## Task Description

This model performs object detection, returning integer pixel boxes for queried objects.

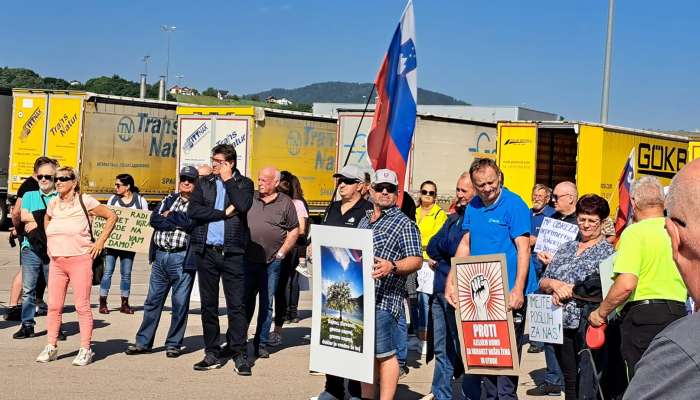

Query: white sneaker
[72,347,94,366]
[296,264,312,278]
[36,344,58,363]
[310,391,339,400]
[268,331,282,347]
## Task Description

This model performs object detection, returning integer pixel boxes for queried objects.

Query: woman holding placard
[539,194,614,400]
[99,173,149,314]
[414,180,447,356]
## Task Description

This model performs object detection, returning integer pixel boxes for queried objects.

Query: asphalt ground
[0,232,557,399]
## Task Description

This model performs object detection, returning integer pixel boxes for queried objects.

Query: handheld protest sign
[452,254,520,376]
[92,206,154,253]
[309,225,375,383]
[526,294,563,344]
[534,217,579,254]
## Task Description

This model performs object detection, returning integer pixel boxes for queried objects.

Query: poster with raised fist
[452,255,520,376]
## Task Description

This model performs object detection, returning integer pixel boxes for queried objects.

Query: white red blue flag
[366,0,417,204]
[614,148,635,242]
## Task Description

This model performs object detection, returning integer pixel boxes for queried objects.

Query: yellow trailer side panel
[9,93,48,193]
[689,141,700,161]
[251,116,337,204]
[497,123,538,206]
[576,124,605,199]
[176,106,255,116]
[46,94,83,172]
[80,101,178,200]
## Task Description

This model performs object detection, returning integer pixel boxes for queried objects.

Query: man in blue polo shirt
[447,158,537,400]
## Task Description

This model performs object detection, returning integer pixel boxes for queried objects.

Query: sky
[321,246,364,298]
[1,0,698,131]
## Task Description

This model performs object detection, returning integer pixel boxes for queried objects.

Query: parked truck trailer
[8,89,180,205]
[0,88,12,226]
[496,121,700,212]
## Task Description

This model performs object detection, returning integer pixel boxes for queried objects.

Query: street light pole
[600,0,615,124]
[161,25,176,90]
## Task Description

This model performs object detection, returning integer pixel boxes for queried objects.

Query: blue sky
[1,0,698,130]
[321,246,364,298]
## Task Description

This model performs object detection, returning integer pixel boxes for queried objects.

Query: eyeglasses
[180,176,196,184]
[337,178,359,186]
[37,174,54,181]
[56,176,74,182]
[373,183,398,194]
[210,157,226,165]
[552,193,573,202]
[577,217,601,226]
[421,190,436,196]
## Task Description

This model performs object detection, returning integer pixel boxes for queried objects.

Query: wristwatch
[390,260,398,274]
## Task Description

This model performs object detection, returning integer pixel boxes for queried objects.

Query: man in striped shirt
[125,166,198,358]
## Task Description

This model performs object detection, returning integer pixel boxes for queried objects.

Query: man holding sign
[448,158,537,400]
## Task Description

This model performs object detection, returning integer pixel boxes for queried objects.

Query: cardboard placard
[309,225,375,383]
[93,206,153,253]
[453,254,520,376]
[534,217,579,254]
[526,294,563,344]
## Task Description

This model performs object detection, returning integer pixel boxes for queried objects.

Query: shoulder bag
[78,194,105,286]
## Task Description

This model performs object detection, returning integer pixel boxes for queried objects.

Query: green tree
[202,87,218,97]
[326,281,356,321]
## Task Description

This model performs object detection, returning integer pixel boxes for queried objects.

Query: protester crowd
[5,146,700,400]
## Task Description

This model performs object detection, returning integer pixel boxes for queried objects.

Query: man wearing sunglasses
[125,166,198,359]
[623,160,700,400]
[13,159,59,339]
[187,144,255,376]
[357,169,423,399]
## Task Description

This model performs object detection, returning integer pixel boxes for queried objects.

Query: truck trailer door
[497,123,538,204]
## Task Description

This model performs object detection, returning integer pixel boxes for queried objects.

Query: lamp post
[161,25,177,90]
[600,0,615,124]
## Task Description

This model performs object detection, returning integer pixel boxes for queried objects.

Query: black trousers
[325,375,362,399]
[620,301,687,379]
[554,328,584,400]
[196,248,248,357]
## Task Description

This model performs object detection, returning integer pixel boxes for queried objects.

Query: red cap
[586,324,607,349]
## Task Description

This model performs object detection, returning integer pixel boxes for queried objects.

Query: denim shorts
[375,309,398,359]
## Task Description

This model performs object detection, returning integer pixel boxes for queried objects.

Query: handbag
[78,194,105,286]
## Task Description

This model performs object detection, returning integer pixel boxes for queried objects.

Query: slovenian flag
[366,0,417,204]
[614,148,635,242]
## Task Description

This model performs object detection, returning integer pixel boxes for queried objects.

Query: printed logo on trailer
[182,122,209,153]
[117,117,135,142]
[20,107,42,141]
[503,138,531,146]
[637,142,687,179]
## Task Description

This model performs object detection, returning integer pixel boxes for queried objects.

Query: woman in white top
[99,173,148,315]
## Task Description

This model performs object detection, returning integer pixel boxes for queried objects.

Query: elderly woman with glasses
[36,166,117,366]
[539,194,615,400]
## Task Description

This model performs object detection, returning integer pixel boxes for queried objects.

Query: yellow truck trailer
[9,89,180,203]
[497,120,700,212]
[177,106,337,214]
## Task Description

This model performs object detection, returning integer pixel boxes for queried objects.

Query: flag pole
[342,83,376,168]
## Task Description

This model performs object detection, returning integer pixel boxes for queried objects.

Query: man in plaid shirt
[125,166,198,358]
[357,169,422,399]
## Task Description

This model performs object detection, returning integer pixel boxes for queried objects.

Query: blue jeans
[431,293,471,400]
[417,291,431,334]
[544,343,564,386]
[20,247,49,327]
[376,309,399,358]
[395,305,408,367]
[135,250,194,349]
[245,259,282,348]
[101,249,135,297]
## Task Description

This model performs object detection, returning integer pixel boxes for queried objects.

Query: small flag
[614,148,635,241]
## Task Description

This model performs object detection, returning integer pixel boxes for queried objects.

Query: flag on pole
[614,148,635,241]
[366,0,417,204]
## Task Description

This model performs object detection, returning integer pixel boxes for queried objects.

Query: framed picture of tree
[309,225,375,383]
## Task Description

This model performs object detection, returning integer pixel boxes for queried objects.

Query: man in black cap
[125,166,198,358]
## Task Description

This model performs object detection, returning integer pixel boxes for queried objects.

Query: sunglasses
[56,176,74,182]
[421,189,436,196]
[337,177,359,186]
[552,193,572,202]
[373,183,397,194]
[115,183,126,188]
[180,176,196,183]
[37,174,54,181]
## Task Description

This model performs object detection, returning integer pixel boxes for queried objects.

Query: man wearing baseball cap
[125,165,198,358]
[357,168,423,399]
